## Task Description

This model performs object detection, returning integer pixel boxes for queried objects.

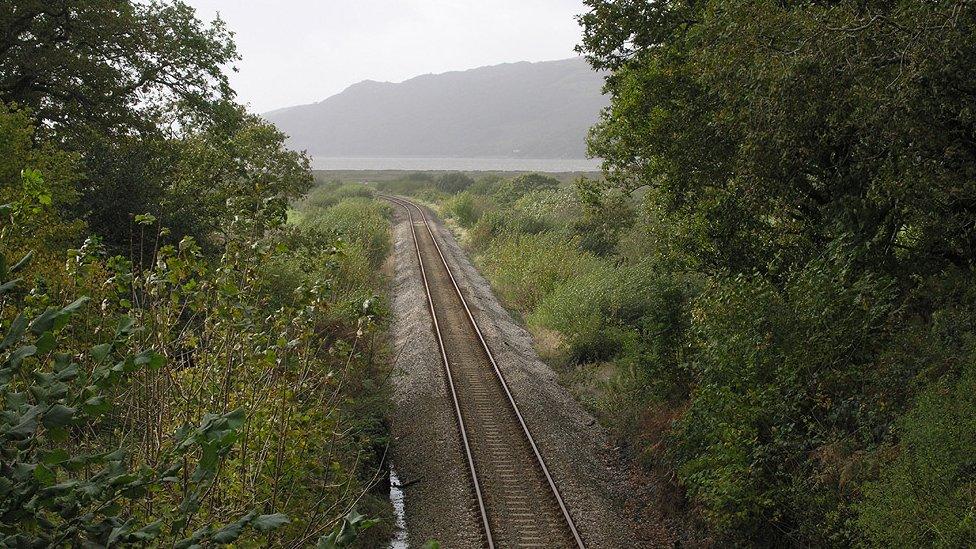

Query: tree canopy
[0,0,236,138]
[580,0,976,277]
[578,0,976,545]
[1,1,309,250]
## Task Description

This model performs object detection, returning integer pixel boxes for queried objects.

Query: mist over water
[311,157,602,172]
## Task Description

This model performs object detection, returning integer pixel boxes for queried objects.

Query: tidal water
[388,464,409,549]
[312,156,602,172]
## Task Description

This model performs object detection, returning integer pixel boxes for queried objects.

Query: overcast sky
[185,1,589,113]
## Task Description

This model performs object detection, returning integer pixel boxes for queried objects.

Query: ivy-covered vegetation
[1,2,392,546]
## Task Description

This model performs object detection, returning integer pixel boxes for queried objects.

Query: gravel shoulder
[387,205,482,548]
[387,201,654,547]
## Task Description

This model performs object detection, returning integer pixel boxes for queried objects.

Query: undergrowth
[423,170,976,547]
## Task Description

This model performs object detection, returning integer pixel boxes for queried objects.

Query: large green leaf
[252,513,289,532]
[41,404,76,429]
[35,331,56,355]
[90,343,112,363]
[7,344,36,369]
[0,313,27,351]
[29,297,89,335]
[6,405,42,436]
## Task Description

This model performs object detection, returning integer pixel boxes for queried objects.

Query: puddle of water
[388,464,409,548]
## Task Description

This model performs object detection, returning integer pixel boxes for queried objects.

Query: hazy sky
[185,1,589,113]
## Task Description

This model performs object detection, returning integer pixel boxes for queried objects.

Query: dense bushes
[1,156,392,545]
[857,358,976,546]
[0,2,392,544]
[442,192,488,228]
[302,181,374,209]
[299,196,393,269]
[0,110,389,545]
[434,172,474,194]
[673,254,896,543]
[561,0,976,545]
[531,259,696,390]
[480,232,602,311]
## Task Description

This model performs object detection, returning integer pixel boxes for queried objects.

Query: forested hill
[264,57,607,158]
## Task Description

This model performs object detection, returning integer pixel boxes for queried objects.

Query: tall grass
[479,232,604,312]
[299,197,393,270]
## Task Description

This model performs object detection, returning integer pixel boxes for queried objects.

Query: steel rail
[386,195,495,547]
[383,194,586,548]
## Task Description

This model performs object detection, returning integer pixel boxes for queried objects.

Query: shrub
[0,186,297,546]
[302,182,373,209]
[511,173,560,193]
[528,261,616,361]
[433,172,474,194]
[443,191,492,228]
[299,198,392,270]
[513,188,577,227]
[467,174,504,195]
[332,182,373,200]
[413,187,449,204]
[857,360,976,547]
[489,173,561,203]
[571,178,635,256]
[479,232,602,311]
[531,260,697,379]
[674,255,896,545]
[467,203,558,251]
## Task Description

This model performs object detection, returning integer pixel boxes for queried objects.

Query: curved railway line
[383,195,585,548]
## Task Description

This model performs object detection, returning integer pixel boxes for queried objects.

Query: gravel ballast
[387,202,651,547]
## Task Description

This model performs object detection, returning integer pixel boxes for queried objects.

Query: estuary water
[311,156,602,172]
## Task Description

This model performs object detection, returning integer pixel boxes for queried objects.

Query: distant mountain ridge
[264,57,607,159]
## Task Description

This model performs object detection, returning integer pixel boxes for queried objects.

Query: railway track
[383,195,585,549]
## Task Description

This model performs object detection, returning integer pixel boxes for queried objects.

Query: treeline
[1,2,390,546]
[573,0,976,545]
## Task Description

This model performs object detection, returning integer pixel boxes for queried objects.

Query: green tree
[571,177,633,256]
[0,0,236,137]
[578,0,976,544]
[0,103,85,258]
[160,104,312,250]
[579,0,976,277]
[0,1,386,545]
[0,2,313,251]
